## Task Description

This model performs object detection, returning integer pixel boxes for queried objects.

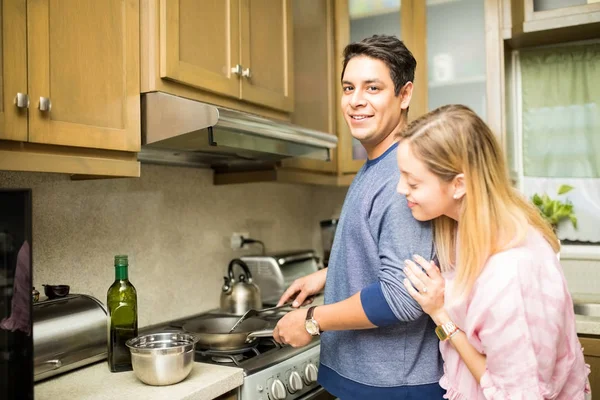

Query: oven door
[297,386,337,400]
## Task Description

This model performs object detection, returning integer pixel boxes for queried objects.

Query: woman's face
[396,140,460,221]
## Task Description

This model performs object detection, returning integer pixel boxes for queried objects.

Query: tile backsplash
[0,165,347,327]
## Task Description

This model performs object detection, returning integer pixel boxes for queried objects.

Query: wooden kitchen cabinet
[0,0,28,142]
[0,0,140,178]
[504,0,600,46]
[159,0,294,112]
[579,335,600,396]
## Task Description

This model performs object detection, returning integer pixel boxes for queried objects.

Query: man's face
[341,56,409,150]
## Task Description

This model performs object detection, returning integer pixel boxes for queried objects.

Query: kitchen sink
[574,302,600,318]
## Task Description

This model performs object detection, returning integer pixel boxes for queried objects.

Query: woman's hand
[403,254,447,324]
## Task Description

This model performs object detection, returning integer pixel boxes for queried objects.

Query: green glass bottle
[107,254,138,372]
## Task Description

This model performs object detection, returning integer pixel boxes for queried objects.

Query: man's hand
[277,268,327,307]
[273,308,313,348]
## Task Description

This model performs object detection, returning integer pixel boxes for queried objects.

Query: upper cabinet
[158,0,294,112]
[0,0,141,152]
[504,0,600,46]
[0,0,140,178]
[332,0,504,175]
[1,0,28,142]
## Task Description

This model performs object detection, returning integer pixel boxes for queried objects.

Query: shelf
[428,75,486,88]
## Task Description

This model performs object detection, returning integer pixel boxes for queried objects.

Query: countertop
[35,361,243,400]
[573,293,600,336]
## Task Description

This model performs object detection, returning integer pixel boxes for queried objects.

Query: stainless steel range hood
[139,92,337,170]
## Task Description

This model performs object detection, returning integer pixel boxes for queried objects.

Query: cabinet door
[240,0,294,112]
[27,0,140,151]
[282,0,336,173]
[335,0,406,174]
[160,0,241,98]
[0,0,28,141]
[426,0,487,119]
[580,336,600,396]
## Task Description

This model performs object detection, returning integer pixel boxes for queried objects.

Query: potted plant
[531,184,578,232]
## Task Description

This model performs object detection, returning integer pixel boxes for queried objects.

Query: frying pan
[182,317,274,351]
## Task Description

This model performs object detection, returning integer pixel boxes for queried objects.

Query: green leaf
[569,215,578,229]
[557,184,574,195]
[532,194,543,206]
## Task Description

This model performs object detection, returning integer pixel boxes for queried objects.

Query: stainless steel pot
[220,259,262,315]
[126,332,197,386]
[182,317,273,351]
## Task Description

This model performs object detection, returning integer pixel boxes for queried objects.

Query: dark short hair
[341,35,416,96]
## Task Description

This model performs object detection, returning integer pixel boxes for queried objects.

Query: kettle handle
[228,259,254,282]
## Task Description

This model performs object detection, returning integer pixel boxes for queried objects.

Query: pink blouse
[439,228,590,399]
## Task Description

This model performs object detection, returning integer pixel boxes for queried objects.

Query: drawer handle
[37,359,63,374]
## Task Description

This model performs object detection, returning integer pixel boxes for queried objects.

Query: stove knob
[270,379,287,400]
[303,363,318,385]
[288,371,303,393]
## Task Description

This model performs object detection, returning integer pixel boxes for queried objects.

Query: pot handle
[228,259,253,281]
[245,329,274,342]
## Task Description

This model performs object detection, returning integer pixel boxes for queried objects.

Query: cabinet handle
[242,68,252,79]
[231,64,243,76]
[14,93,30,109]
[38,97,52,112]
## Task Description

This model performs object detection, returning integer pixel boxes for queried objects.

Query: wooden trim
[140,0,157,93]
[2,0,28,141]
[580,336,600,357]
[507,21,600,48]
[484,0,506,150]
[523,10,600,33]
[527,1,600,21]
[333,0,365,174]
[282,0,337,173]
[401,0,427,120]
[0,141,139,178]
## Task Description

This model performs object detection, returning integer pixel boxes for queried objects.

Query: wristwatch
[305,306,321,336]
[435,320,460,341]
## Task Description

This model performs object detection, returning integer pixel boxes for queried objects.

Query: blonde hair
[397,105,559,298]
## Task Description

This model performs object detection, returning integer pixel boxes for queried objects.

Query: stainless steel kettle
[220,258,262,315]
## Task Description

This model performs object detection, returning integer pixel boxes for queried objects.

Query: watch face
[305,320,319,335]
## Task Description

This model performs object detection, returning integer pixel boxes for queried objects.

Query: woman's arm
[429,309,487,383]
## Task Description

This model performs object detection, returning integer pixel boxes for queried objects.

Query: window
[509,42,600,244]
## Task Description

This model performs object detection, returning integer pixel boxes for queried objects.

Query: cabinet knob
[242,68,252,79]
[38,97,52,112]
[231,64,243,76]
[14,92,30,109]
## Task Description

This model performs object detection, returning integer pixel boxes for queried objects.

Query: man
[273,35,444,399]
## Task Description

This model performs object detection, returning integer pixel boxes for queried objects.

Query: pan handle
[246,329,274,342]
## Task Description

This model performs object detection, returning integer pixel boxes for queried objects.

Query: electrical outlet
[231,232,249,249]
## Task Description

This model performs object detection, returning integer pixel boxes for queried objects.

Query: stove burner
[195,338,281,367]
[211,354,244,363]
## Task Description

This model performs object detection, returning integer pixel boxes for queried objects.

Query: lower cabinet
[579,335,600,395]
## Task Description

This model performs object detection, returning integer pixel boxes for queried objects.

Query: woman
[397,105,590,399]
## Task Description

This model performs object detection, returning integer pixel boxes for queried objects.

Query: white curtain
[517,43,600,243]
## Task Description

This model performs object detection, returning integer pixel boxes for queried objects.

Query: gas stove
[141,310,331,400]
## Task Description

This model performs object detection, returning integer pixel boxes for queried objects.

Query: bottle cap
[114,255,128,267]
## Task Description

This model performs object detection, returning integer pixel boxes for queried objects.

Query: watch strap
[435,321,460,341]
[306,306,317,321]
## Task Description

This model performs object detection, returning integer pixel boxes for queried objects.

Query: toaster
[240,250,320,306]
